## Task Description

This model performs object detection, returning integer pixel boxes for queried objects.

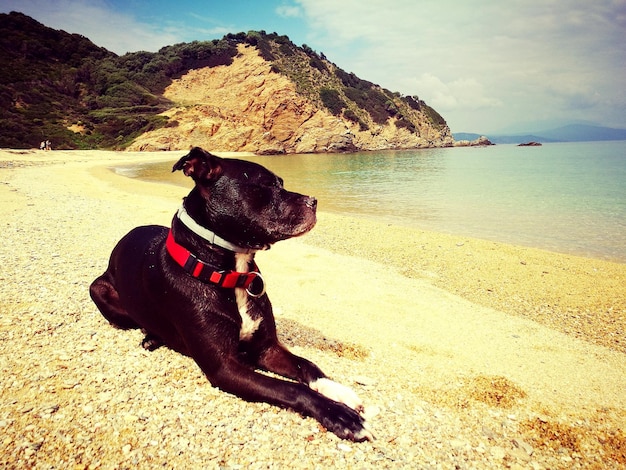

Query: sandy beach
[1,149,624,469]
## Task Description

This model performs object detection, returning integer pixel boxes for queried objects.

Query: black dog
[90,147,372,441]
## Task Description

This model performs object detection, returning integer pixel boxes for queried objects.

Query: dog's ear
[172,147,223,183]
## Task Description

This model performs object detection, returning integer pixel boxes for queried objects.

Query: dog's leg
[257,343,364,412]
[205,354,372,441]
[89,274,139,330]
[186,332,372,442]
[240,300,366,412]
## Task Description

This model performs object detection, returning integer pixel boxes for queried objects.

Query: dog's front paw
[310,378,364,412]
[317,400,374,442]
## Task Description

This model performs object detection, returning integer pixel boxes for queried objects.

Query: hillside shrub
[422,103,447,128]
[344,86,391,124]
[320,88,346,115]
[279,41,296,56]
[343,108,369,131]
[396,117,416,133]
[309,56,328,73]
[403,95,421,111]
[385,100,399,117]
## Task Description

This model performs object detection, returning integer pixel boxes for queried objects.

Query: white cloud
[448,78,503,110]
[408,74,501,113]
[276,5,302,18]
[294,0,626,130]
[2,0,179,54]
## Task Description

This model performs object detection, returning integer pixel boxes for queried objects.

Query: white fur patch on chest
[235,253,262,341]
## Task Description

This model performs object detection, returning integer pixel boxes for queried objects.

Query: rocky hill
[130,43,453,153]
[1,12,453,153]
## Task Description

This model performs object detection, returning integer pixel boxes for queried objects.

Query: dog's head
[173,147,317,249]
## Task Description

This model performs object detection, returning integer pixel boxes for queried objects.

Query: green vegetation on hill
[0,12,111,148]
[0,12,447,150]
[243,31,446,134]
[0,12,240,149]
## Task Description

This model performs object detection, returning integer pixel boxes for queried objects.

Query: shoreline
[105,148,626,265]
[1,149,625,468]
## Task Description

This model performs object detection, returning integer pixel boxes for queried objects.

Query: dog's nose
[304,196,317,210]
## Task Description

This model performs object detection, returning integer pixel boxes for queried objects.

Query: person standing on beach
[45,140,51,151]
[40,141,46,151]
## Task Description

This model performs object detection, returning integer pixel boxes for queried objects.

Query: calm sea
[116,141,626,263]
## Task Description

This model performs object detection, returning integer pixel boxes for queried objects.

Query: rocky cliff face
[128,45,453,153]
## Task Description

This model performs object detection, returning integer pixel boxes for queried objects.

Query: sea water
[117,141,626,262]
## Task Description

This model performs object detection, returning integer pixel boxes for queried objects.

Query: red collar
[165,230,266,297]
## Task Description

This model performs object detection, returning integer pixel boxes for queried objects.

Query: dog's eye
[262,177,282,189]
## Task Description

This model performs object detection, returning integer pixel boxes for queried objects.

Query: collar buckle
[246,272,266,298]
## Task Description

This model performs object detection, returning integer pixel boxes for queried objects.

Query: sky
[2,0,625,134]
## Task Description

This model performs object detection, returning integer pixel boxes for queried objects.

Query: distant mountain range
[454,124,626,144]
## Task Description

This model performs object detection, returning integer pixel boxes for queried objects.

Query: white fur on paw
[356,421,376,442]
[310,378,364,412]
